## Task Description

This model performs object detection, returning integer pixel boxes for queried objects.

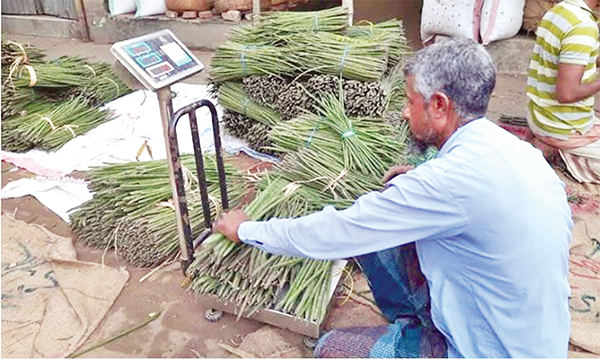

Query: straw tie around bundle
[1,41,133,153]
[4,41,30,87]
[38,115,79,137]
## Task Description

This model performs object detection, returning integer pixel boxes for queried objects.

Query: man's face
[403,76,437,148]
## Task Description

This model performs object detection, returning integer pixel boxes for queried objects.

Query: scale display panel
[110,30,204,91]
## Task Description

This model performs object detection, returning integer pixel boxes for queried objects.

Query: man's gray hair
[403,37,496,123]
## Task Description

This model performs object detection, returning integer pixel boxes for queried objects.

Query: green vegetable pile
[1,40,132,152]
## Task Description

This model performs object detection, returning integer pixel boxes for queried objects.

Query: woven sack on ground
[165,0,213,11]
[522,0,560,33]
[568,208,600,356]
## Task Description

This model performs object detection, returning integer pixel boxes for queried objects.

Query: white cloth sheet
[1,177,92,223]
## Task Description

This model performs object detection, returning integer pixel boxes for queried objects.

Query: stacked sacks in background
[521,0,561,33]
[420,0,527,45]
[212,0,309,15]
[109,0,318,18]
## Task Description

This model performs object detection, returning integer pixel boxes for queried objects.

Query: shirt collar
[437,117,487,158]
[563,0,598,20]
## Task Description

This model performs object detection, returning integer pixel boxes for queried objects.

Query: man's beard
[401,131,439,167]
[405,134,435,158]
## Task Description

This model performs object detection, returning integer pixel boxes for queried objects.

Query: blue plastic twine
[242,98,250,115]
[338,44,350,75]
[341,129,356,139]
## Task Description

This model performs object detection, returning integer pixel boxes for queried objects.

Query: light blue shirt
[239,118,572,358]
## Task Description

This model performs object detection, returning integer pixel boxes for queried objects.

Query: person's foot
[531,137,560,163]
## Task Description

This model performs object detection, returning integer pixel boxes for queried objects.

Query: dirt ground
[1,33,593,358]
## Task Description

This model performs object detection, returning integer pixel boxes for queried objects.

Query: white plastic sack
[108,0,136,15]
[420,0,484,43]
[480,0,526,45]
[135,0,167,17]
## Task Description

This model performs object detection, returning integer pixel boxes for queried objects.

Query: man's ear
[428,92,452,117]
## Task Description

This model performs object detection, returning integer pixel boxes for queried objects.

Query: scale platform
[200,260,347,338]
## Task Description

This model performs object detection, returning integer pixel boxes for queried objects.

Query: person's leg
[355,242,431,325]
[369,319,448,358]
[560,139,600,184]
[531,136,562,164]
[526,115,600,183]
[314,243,447,358]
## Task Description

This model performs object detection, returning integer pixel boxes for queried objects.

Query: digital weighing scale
[111,30,345,342]
[111,29,203,91]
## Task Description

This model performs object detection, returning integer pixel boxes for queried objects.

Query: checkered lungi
[314,242,448,358]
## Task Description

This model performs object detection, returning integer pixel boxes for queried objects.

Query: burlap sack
[570,349,600,358]
[569,209,600,356]
[1,214,129,358]
[522,0,560,32]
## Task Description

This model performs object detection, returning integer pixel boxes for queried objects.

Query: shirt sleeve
[560,23,598,65]
[237,167,468,260]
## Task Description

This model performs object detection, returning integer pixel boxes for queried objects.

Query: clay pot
[165,0,213,12]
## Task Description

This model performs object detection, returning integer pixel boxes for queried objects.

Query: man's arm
[214,171,467,260]
[555,63,600,103]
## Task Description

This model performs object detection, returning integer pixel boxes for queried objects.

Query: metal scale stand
[110,30,345,344]
[111,30,227,272]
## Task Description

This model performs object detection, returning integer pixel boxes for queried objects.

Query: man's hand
[212,209,250,243]
[382,164,414,183]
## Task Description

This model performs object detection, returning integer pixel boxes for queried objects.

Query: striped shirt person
[526,0,599,140]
